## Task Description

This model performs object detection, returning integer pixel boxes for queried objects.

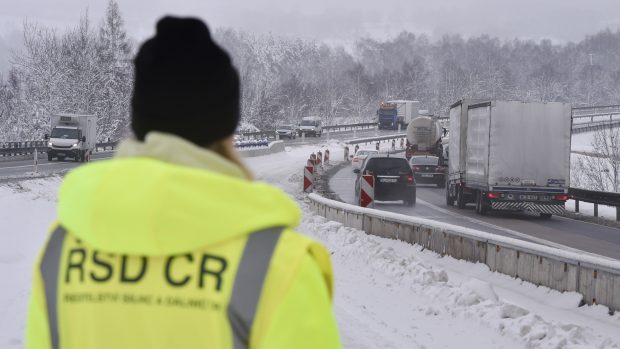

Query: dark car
[409,155,446,188]
[354,155,416,206]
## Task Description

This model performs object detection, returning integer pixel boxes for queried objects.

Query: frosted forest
[0,0,619,141]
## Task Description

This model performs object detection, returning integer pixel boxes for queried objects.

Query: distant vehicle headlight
[72,143,78,148]
[48,142,52,147]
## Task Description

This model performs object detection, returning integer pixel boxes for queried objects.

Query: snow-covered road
[1,142,619,348]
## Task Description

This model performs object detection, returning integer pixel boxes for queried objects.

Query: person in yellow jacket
[26,16,341,349]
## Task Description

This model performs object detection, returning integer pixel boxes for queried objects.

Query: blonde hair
[208,137,254,180]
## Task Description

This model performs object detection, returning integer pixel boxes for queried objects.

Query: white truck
[45,114,97,162]
[298,116,322,137]
[445,100,571,218]
[377,100,419,130]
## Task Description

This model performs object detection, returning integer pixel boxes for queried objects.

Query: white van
[299,116,322,137]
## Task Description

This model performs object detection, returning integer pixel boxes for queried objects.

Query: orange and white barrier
[304,165,314,192]
[359,175,374,208]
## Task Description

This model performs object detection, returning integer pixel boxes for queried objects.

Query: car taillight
[402,175,415,184]
[487,192,501,199]
[554,194,569,201]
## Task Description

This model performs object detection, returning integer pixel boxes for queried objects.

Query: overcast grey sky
[1,0,619,73]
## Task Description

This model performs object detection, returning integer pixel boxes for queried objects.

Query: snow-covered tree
[95,0,133,140]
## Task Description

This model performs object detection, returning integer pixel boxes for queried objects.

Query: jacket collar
[115,131,247,180]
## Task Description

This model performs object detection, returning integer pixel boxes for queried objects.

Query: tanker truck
[405,115,443,160]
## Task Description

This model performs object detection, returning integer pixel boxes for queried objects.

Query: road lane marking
[415,198,615,260]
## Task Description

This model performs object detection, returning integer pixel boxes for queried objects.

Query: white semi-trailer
[446,100,571,218]
[46,114,97,162]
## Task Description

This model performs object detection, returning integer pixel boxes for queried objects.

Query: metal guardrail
[345,133,407,145]
[323,122,376,132]
[569,187,620,221]
[572,120,620,134]
[238,122,377,140]
[572,104,620,119]
[308,193,620,312]
[0,141,119,157]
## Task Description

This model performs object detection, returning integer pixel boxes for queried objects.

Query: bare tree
[573,126,620,192]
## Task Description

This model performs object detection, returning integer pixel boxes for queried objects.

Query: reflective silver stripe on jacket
[228,227,283,349]
[39,225,282,349]
[40,226,67,349]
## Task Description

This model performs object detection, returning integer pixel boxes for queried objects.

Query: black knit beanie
[131,17,240,145]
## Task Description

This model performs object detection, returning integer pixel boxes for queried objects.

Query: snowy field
[1,142,620,348]
[565,199,619,221]
[571,132,596,153]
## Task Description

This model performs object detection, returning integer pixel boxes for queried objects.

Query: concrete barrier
[238,141,285,158]
[307,193,620,312]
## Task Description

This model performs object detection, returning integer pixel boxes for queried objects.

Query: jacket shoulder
[274,229,332,291]
[251,229,335,348]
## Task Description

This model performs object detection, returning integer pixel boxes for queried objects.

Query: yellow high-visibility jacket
[26,133,341,349]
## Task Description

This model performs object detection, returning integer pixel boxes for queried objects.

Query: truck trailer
[377,100,419,130]
[46,114,97,162]
[445,100,571,218]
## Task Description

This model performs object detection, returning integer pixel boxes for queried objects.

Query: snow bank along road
[330,160,620,261]
[2,141,620,348]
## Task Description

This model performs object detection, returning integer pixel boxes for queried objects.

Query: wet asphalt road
[330,165,620,260]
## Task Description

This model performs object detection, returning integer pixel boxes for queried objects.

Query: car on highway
[354,154,416,206]
[351,149,378,171]
[276,124,297,139]
[409,155,446,188]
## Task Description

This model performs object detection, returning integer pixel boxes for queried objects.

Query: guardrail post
[594,203,598,217]
[34,148,38,173]
[616,206,620,221]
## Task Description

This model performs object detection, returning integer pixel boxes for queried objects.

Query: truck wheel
[456,186,466,209]
[539,213,552,219]
[475,192,489,215]
[446,184,454,206]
